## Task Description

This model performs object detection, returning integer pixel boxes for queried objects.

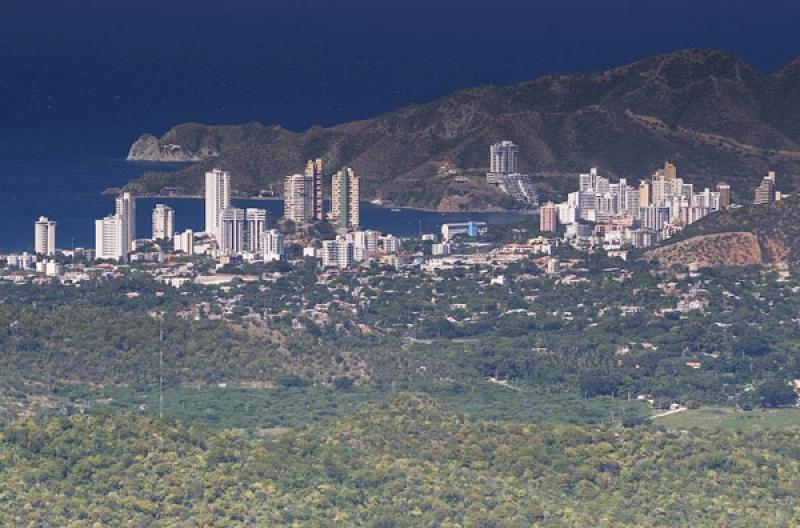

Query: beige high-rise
[639,180,651,207]
[34,216,57,256]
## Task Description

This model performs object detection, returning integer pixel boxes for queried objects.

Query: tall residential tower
[205,169,231,238]
[115,192,136,252]
[284,173,314,223]
[306,158,325,221]
[152,204,175,241]
[34,216,57,256]
[330,167,360,229]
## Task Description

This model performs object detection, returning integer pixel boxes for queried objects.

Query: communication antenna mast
[159,316,164,419]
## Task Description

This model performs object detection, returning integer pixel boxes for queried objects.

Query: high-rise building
[284,173,314,223]
[34,216,57,256]
[664,162,677,181]
[151,204,174,241]
[262,229,285,261]
[322,237,355,268]
[218,207,245,255]
[95,214,126,261]
[174,229,194,254]
[754,172,776,205]
[330,167,360,229]
[306,159,325,221]
[639,180,652,207]
[115,192,136,251]
[244,208,268,253]
[716,182,731,209]
[489,141,519,175]
[539,202,559,233]
[205,169,231,238]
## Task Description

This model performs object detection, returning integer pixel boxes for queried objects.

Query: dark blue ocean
[0,157,529,252]
[3,0,798,252]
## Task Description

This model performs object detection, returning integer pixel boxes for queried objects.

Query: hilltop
[125,48,800,210]
[643,196,800,268]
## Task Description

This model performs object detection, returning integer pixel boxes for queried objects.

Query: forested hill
[1,393,799,526]
[125,48,800,209]
[644,196,800,268]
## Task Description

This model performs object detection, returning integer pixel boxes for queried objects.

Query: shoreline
[115,194,534,215]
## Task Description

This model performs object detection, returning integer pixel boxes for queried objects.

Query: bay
[0,158,530,252]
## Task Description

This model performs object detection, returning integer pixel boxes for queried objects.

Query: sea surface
[0,157,530,252]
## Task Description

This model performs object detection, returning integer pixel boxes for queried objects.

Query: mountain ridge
[125,48,800,210]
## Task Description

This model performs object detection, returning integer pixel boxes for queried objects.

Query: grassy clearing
[655,406,800,431]
[51,381,650,429]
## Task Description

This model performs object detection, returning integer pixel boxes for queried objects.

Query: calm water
[0,158,530,252]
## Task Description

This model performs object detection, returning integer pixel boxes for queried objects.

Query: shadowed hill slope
[126,49,800,210]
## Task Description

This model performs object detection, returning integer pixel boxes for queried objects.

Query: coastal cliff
[127,133,217,162]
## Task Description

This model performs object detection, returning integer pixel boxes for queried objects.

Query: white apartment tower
[245,208,268,253]
[330,167,360,229]
[205,169,231,238]
[284,173,314,223]
[95,215,126,261]
[34,216,57,256]
[490,141,519,174]
[218,207,245,255]
[174,229,194,254]
[115,192,136,251]
[322,237,355,268]
[262,229,285,261]
[151,204,175,241]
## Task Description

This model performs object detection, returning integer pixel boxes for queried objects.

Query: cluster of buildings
[23,158,400,274]
[753,171,782,205]
[315,230,402,269]
[284,160,360,229]
[485,141,539,207]
[12,142,791,280]
[540,163,732,250]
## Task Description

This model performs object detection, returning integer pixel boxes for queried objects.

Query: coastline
[106,192,533,215]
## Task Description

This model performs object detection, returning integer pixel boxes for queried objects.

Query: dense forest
[1,394,798,527]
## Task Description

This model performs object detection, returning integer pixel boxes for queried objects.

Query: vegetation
[2,394,799,526]
[655,406,800,432]
[128,49,800,209]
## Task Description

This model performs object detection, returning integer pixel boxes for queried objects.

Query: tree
[735,335,770,357]
[756,380,797,408]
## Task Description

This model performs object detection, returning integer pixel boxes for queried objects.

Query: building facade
[218,207,245,255]
[306,158,325,221]
[284,173,315,223]
[330,167,360,229]
[754,172,776,205]
[95,215,125,261]
[205,169,231,238]
[244,208,268,254]
[34,216,57,256]
[539,202,559,233]
[322,238,355,268]
[487,141,519,183]
[174,229,194,254]
[115,192,136,252]
[262,229,285,261]
[151,204,175,241]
